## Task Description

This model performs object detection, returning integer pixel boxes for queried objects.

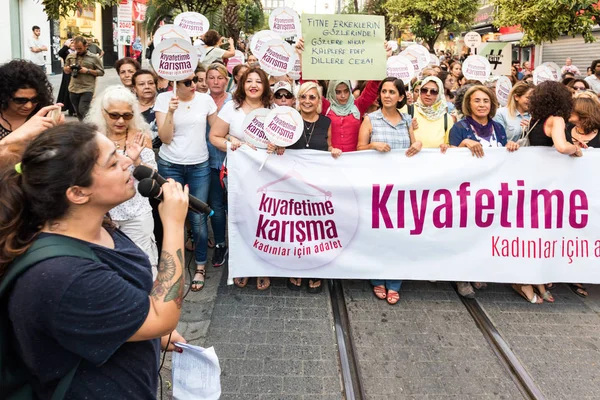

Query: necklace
[303,119,316,148]
[111,131,128,153]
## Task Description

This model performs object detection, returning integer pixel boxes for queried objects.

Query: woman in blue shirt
[494,82,534,142]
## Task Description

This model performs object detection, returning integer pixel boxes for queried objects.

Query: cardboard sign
[464,31,482,51]
[462,55,491,82]
[258,39,297,77]
[154,25,191,45]
[174,12,210,37]
[386,56,415,82]
[495,76,513,107]
[542,62,561,81]
[269,7,301,38]
[301,14,386,80]
[479,42,511,76]
[151,38,198,81]
[264,106,303,147]
[250,30,281,58]
[399,44,429,75]
[533,65,555,85]
[243,108,271,149]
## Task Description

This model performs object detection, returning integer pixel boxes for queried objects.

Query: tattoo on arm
[151,250,183,308]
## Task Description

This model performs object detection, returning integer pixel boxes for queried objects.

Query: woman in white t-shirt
[201,29,235,68]
[209,67,274,290]
[154,74,218,291]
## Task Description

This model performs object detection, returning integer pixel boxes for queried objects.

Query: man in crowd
[64,36,104,120]
[28,25,48,73]
[561,57,581,76]
[585,59,600,94]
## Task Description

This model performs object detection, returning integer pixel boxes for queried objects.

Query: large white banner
[227,147,600,284]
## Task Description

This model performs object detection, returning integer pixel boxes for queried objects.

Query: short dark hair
[377,77,407,109]
[32,25,40,31]
[529,81,573,121]
[132,69,158,86]
[203,29,221,46]
[591,59,600,72]
[115,57,141,74]
[194,64,206,74]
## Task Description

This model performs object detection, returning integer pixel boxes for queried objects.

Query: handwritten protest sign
[301,14,386,80]
[151,38,198,82]
[243,109,271,149]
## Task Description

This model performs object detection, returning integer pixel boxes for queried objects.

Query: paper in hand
[172,343,221,400]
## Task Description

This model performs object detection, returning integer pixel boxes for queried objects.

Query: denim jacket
[449,118,508,147]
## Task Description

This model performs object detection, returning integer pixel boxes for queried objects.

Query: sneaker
[212,244,228,267]
[457,282,476,298]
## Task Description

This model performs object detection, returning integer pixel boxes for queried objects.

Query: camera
[70,64,81,78]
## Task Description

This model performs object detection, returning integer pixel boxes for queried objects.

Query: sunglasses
[12,96,41,105]
[181,77,199,87]
[274,92,294,99]
[573,86,587,91]
[420,88,439,96]
[104,109,134,120]
[300,94,318,101]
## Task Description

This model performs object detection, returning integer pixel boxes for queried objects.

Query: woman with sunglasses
[268,81,341,294]
[155,74,219,291]
[412,76,453,151]
[567,79,590,94]
[209,67,274,290]
[85,85,159,277]
[357,77,422,305]
[273,81,295,107]
[0,59,63,146]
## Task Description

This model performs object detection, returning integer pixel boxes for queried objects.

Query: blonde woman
[494,82,534,141]
[85,85,158,277]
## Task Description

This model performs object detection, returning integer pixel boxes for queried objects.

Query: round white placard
[193,39,206,63]
[153,25,191,45]
[258,39,297,77]
[388,40,399,53]
[462,55,491,82]
[399,45,429,75]
[264,106,303,147]
[243,108,271,149]
[288,57,302,80]
[250,30,281,58]
[386,56,415,82]
[429,53,440,66]
[533,65,555,85]
[542,62,561,81]
[227,57,244,75]
[174,12,210,37]
[495,75,513,107]
[464,31,482,50]
[151,38,198,81]
[269,7,301,38]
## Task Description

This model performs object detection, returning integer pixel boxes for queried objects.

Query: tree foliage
[384,0,479,50]
[42,0,119,20]
[491,0,600,44]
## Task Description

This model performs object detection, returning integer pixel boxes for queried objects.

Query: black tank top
[528,118,554,147]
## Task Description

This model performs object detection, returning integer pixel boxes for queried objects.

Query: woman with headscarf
[411,76,453,151]
[321,79,380,152]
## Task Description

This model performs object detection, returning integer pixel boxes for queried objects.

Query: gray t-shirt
[28,36,46,66]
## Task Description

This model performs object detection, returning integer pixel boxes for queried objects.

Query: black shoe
[212,244,228,267]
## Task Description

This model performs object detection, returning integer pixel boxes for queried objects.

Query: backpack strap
[444,113,448,133]
[1,235,100,400]
[407,104,414,118]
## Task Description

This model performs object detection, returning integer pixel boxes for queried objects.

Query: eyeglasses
[12,96,41,105]
[420,88,439,96]
[275,92,294,99]
[104,109,134,120]
[300,94,318,101]
[181,77,199,87]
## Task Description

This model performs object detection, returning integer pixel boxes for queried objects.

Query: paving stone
[240,376,283,394]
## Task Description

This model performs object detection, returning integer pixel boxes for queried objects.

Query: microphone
[138,178,214,217]
[133,165,167,185]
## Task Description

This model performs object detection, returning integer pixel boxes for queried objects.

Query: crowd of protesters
[1,26,600,397]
